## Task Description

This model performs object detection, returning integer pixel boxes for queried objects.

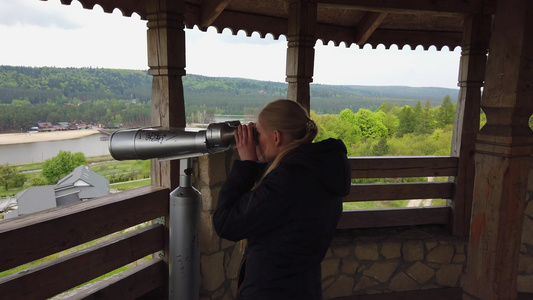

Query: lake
[0,133,110,165]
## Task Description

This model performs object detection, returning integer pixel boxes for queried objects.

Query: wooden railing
[338,156,459,229]
[0,186,169,300]
[0,156,459,299]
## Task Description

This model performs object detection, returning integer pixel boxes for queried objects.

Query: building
[4,165,109,219]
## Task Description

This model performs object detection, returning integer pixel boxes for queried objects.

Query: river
[0,117,252,165]
[0,133,111,165]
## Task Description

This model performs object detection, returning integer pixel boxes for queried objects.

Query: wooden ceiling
[44,0,496,50]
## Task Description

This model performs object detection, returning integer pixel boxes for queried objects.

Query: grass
[343,199,447,210]
[0,156,150,197]
[110,178,151,190]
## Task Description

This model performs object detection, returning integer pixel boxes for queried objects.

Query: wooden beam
[185,4,463,50]
[365,29,462,50]
[200,0,232,27]
[348,156,458,178]
[71,258,166,300]
[317,0,495,15]
[464,0,533,299]
[0,186,169,273]
[316,23,463,49]
[354,11,388,45]
[146,0,187,190]
[450,14,490,236]
[0,225,164,300]
[337,206,450,229]
[344,182,455,202]
[286,0,317,111]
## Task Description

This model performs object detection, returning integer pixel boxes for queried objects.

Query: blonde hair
[259,99,317,178]
[240,99,318,252]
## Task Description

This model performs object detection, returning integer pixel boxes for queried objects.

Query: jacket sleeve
[213,160,299,242]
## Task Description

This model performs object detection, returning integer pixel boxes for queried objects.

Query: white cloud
[0,0,81,28]
[0,0,147,70]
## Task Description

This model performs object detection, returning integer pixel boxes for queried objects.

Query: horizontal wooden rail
[344,182,454,202]
[349,156,459,178]
[337,206,451,229]
[0,224,165,300]
[0,185,169,273]
[69,258,166,300]
[340,156,459,229]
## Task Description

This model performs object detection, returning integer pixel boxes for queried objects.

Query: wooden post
[450,14,491,237]
[464,0,533,299]
[286,0,317,112]
[146,0,186,190]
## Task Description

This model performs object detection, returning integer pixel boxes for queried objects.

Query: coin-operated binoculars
[108,120,239,160]
[108,120,240,300]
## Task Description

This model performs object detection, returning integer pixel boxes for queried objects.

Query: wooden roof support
[286,0,317,111]
[200,0,232,27]
[464,0,533,299]
[354,11,387,45]
[146,0,187,190]
[317,0,494,15]
[450,14,491,237]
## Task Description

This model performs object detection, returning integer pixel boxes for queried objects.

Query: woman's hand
[234,123,258,161]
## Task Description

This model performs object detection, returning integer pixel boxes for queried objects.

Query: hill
[0,65,458,115]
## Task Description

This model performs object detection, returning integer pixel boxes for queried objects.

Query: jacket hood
[282,138,351,197]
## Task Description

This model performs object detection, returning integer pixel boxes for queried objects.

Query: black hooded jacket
[213,138,351,300]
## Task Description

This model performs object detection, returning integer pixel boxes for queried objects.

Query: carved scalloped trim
[47,0,145,19]
[184,24,285,41]
[49,1,460,51]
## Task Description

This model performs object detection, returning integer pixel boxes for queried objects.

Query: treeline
[0,65,461,132]
[312,95,457,159]
[0,66,152,104]
[0,100,150,132]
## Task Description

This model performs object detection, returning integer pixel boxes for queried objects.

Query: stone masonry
[321,226,467,299]
[195,151,533,299]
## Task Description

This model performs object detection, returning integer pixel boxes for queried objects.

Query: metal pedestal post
[169,158,201,300]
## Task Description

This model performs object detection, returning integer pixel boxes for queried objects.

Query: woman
[213,99,351,300]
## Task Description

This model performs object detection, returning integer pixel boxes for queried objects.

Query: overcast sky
[0,0,462,89]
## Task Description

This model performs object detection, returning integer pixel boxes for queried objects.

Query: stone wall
[195,152,533,299]
[196,151,242,300]
[321,226,467,299]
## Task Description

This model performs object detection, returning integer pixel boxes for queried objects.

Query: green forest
[0,65,470,199]
[312,95,460,159]
[0,65,459,133]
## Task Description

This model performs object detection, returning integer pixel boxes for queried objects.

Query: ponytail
[256,99,318,183]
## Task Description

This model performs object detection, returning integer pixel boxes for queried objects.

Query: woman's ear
[273,130,282,146]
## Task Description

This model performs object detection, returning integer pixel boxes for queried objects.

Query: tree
[436,95,456,128]
[0,164,26,191]
[414,99,435,135]
[353,109,388,139]
[381,111,399,137]
[371,137,389,156]
[41,151,88,184]
[27,176,49,187]
[397,106,416,137]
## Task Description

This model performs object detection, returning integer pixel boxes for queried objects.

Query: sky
[0,0,462,89]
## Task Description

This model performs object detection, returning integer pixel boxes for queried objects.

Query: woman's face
[255,118,281,163]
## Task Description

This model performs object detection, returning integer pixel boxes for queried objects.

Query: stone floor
[333,288,533,300]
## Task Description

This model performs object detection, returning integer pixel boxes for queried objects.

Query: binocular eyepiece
[108,120,242,160]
